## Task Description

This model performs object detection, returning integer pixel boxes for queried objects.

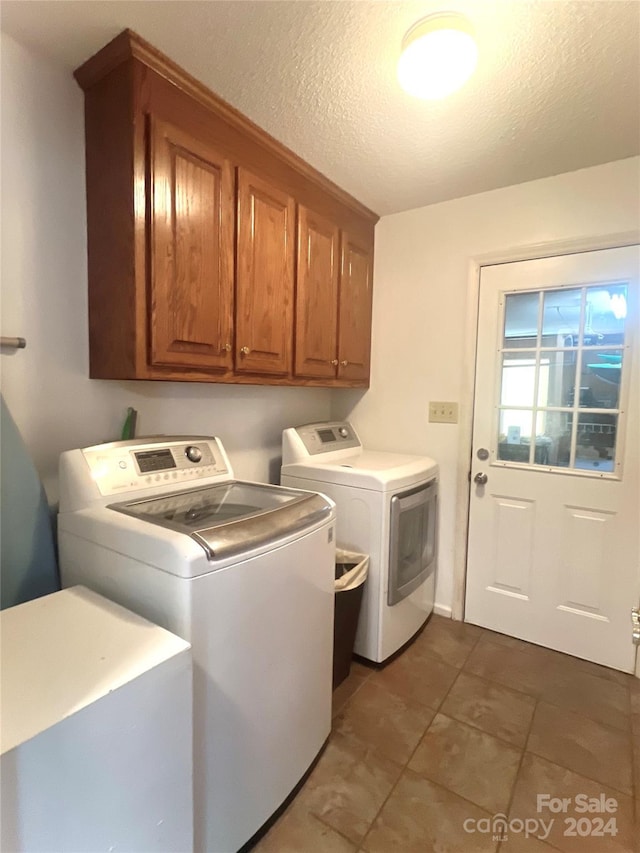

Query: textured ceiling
[1,1,639,215]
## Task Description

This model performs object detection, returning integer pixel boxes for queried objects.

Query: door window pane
[579,351,623,409]
[537,351,577,408]
[500,355,536,407]
[495,281,628,476]
[534,411,571,468]
[497,409,534,462]
[575,414,617,473]
[542,288,581,343]
[503,292,539,346]
[585,285,627,342]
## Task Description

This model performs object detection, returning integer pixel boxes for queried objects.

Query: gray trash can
[333,549,369,688]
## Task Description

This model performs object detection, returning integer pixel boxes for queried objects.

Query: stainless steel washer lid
[109,481,332,561]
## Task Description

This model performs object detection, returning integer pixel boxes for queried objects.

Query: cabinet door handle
[221,343,232,352]
[330,359,338,366]
[340,360,349,367]
[240,346,251,356]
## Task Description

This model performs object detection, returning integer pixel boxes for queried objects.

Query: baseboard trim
[433,603,452,619]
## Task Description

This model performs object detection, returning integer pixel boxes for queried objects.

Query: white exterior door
[465,246,639,672]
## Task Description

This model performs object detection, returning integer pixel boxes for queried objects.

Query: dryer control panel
[285,422,361,458]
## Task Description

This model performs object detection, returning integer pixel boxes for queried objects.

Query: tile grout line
[533,695,632,736]
[359,623,632,847]
[520,683,636,840]
[461,670,543,700]
[343,622,636,850]
[463,647,634,734]
[435,708,532,752]
[351,621,629,850]
[311,811,367,850]
[523,701,634,796]
[472,633,634,694]
[263,621,635,851]
[520,748,637,806]
[355,621,632,852]
[403,626,524,853]
[461,641,554,700]
[439,638,540,750]
[353,627,486,852]
[519,759,633,801]
[309,667,386,849]
[478,632,634,690]
[514,747,637,852]
[495,696,539,853]
[332,669,375,719]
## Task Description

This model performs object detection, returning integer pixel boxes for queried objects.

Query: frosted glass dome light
[398,12,478,100]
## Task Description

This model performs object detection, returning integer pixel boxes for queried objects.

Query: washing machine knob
[185,445,202,463]
[338,427,349,438]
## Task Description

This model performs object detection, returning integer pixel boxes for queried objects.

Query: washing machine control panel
[293,422,361,455]
[82,437,230,496]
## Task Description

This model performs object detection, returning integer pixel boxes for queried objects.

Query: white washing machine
[281,422,438,664]
[57,435,336,853]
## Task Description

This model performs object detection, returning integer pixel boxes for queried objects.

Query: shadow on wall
[269,455,283,484]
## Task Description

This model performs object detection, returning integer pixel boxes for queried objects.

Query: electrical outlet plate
[429,401,459,424]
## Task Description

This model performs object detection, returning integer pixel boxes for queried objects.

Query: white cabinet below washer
[0,586,193,853]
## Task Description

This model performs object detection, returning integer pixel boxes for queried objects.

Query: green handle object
[121,407,138,441]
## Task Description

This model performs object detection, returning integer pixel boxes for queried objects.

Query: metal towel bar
[0,337,27,350]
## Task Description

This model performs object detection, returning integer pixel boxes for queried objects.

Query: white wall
[334,156,640,613]
[0,34,332,502]
[3,32,639,616]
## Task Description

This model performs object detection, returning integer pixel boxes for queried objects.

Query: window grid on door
[494,282,629,477]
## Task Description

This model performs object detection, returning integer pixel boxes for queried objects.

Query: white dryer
[281,422,438,663]
[57,436,336,853]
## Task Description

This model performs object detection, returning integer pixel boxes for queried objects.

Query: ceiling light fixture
[398,12,478,100]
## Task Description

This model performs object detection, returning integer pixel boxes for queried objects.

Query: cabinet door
[236,169,295,375]
[294,206,340,378]
[338,233,373,382]
[149,116,234,370]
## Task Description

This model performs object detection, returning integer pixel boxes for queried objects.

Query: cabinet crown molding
[74,28,378,225]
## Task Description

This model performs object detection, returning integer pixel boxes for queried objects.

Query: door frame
[451,231,640,637]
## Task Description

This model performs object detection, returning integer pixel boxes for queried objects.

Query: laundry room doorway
[464,245,639,672]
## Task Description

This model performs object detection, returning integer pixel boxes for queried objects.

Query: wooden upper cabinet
[149,116,235,371]
[235,169,295,375]
[75,30,378,386]
[338,233,374,382]
[294,206,340,379]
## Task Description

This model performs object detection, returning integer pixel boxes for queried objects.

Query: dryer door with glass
[388,479,438,605]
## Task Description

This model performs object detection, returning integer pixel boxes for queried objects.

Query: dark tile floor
[253,615,639,852]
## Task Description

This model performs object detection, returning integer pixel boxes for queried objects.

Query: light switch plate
[429,401,459,424]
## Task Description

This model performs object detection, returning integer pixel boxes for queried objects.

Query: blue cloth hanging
[1,395,60,609]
